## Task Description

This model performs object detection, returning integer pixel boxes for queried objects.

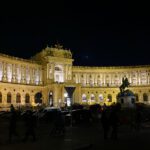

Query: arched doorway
[135,93,139,102]
[35,92,42,104]
[25,93,30,103]
[16,93,21,103]
[143,93,148,102]
[7,92,11,103]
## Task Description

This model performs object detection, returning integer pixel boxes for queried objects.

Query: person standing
[23,110,37,142]
[8,104,19,143]
[109,104,120,140]
[101,109,110,139]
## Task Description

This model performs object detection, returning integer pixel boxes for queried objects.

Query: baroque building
[0,45,150,108]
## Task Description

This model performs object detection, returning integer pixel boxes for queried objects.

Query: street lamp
[64,92,68,107]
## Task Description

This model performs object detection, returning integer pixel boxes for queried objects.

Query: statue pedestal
[117,90,136,108]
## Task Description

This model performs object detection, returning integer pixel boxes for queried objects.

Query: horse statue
[119,77,130,93]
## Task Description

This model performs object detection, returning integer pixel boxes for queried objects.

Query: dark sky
[0,2,150,66]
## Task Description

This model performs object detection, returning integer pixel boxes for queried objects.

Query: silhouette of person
[135,106,142,131]
[8,104,19,143]
[101,109,110,139]
[109,105,120,140]
[23,110,37,142]
[50,111,65,136]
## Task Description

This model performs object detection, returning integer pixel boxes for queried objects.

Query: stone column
[84,73,87,86]
[138,72,141,85]
[65,65,68,81]
[136,71,139,85]
[83,74,86,86]
[129,72,132,83]
[75,74,77,83]
[30,68,33,84]
[68,65,71,80]
[63,65,66,82]
[47,64,49,79]
[32,68,35,84]
[94,74,97,86]
[120,73,122,84]
[2,62,7,82]
[86,74,89,86]
[103,73,106,86]
[48,63,54,80]
[48,63,51,79]
[147,72,149,85]
[24,66,27,84]
[39,68,43,85]
[15,64,18,83]
[79,73,81,84]
[11,64,16,82]
[109,73,112,86]
[147,73,150,85]
[20,66,24,83]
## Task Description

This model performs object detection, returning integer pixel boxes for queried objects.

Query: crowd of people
[8,104,37,143]
[2,102,145,144]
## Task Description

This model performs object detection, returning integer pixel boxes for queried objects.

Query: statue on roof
[54,43,63,49]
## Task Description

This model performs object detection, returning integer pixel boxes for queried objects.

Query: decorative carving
[54,43,63,49]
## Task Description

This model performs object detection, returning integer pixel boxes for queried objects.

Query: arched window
[99,94,103,101]
[25,93,30,103]
[55,66,61,71]
[16,93,21,103]
[0,92,2,103]
[143,93,148,102]
[82,94,87,102]
[91,94,95,100]
[135,93,139,102]
[34,92,42,103]
[107,94,112,102]
[7,92,11,103]
[54,65,64,83]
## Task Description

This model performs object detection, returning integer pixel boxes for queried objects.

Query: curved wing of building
[0,45,150,108]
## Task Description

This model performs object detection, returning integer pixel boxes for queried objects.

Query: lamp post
[64,92,68,109]
[64,86,76,127]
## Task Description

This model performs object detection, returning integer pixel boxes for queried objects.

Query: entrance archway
[35,92,42,104]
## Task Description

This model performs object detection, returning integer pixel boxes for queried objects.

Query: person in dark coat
[23,110,37,142]
[109,105,120,140]
[50,111,65,136]
[101,109,110,139]
[8,104,19,143]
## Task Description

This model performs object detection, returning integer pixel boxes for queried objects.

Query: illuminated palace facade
[0,45,150,108]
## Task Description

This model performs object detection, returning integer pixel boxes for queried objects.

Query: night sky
[0,2,150,66]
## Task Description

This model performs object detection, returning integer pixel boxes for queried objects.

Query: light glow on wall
[54,65,64,83]
[7,64,12,82]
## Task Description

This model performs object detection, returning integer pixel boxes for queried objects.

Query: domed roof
[43,45,72,58]
[31,44,72,61]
